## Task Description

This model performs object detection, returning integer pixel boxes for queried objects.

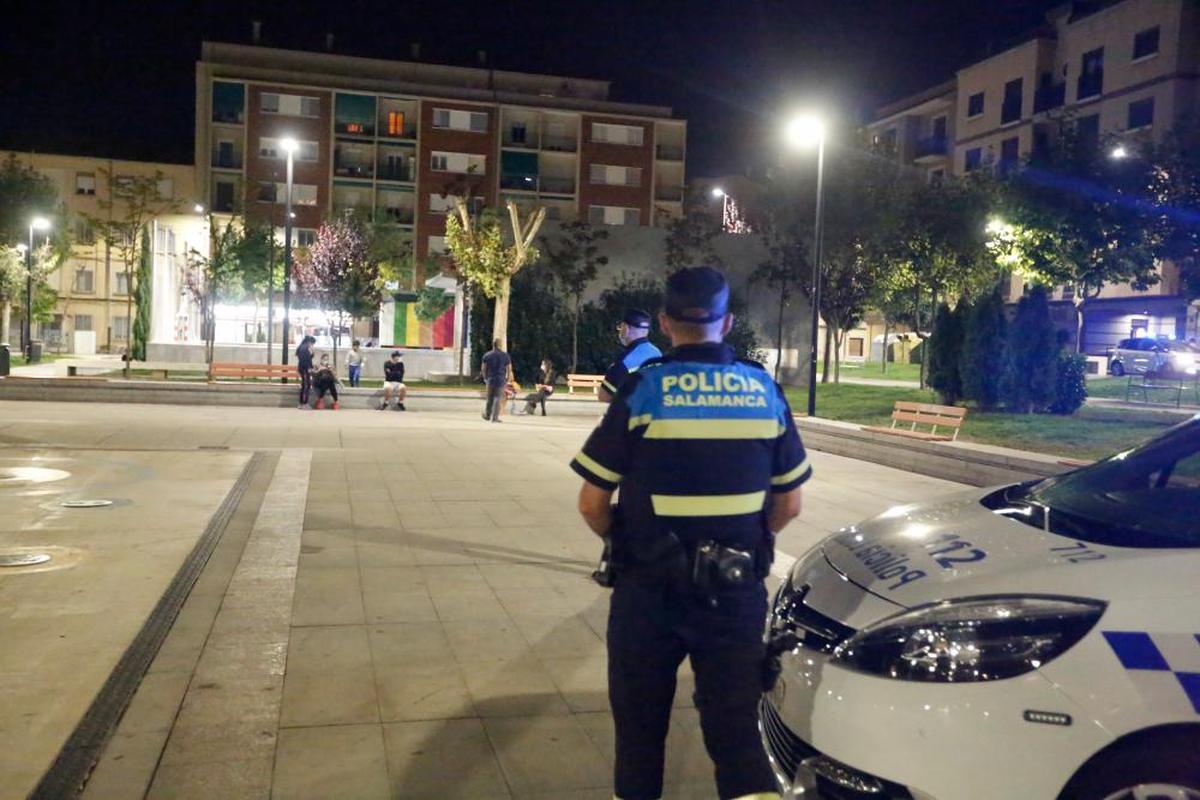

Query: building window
[256,181,277,203]
[112,315,128,340]
[257,182,317,205]
[430,151,486,174]
[156,178,174,200]
[964,147,983,172]
[260,92,320,118]
[75,172,96,196]
[214,180,236,212]
[999,137,1020,175]
[432,108,488,133]
[510,123,527,144]
[75,267,94,293]
[882,128,897,153]
[1001,78,1023,124]
[1133,27,1160,61]
[428,235,447,255]
[588,205,640,226]
[296,229,317,248]
[1128,97,1154,130]
[429,193,456,213]
[212,81,245,124]
[1079,48,1104,99]
[74,314,93,332]
[1076,113,1100,145]
[848,338,864,357]
[589,164,642,187]
[259,137,318,161]
[386,111,407,137]
[116,271,130,295]
[74,219,95,245]
[591,122,644,146]
[967,92,985,118]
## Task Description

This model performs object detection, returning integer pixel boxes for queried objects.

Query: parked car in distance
[1108,337,1199,377]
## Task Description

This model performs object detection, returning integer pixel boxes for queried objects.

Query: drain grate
[60,500,114,509]
[0,553,51,567]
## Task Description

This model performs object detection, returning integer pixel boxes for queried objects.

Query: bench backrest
[566,373,605,393]
[892,401,967,430]
[210,362,299,379]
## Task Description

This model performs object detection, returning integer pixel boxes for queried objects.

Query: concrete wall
[145,342,455,379]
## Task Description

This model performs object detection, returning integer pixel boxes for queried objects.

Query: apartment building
[195,42,687,349]
[867,0,1200,353]
[0,151,202,354]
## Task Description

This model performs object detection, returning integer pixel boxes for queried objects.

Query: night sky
[1,0,1063,177]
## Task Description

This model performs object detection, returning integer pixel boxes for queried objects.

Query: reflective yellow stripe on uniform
[771,458,811,486]
[650,490,767,516]
[627,413,654,430]
[602,379,618,393]
[573,451,622,484]
[642,418,783,440]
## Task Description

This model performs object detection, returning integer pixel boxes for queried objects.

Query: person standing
[379,350,407,411]
[599,309,662,403]
[571,266,810,800]
[347,340,364,387]
[295,335,316,409]
[521,358,557,416]
[481,339,511,423]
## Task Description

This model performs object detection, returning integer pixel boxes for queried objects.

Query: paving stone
[382,719,511,799]
[279,665,379,727]
[375,663,475,722]
[272,724,390,800]
[285,625,371,674]
[367,623,455,666]
[482,716,610,795]
[147,754,274,800]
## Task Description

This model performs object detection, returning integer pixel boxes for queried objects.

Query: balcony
[656,144,684,161]
[1034,83,1066,113]
[542,136,577,153]
[1077,71,1103,100]
[913,136,948,159]
[211,149,243,170]
[377,164,414,183]
[539,176,575,195]
[503,129,539,149]
[1001,99,1022,125]
[335,161,374,180]
[376,207,415,225]
[501,174,539,192]
[655,185,684,202]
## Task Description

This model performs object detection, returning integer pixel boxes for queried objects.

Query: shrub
[959,288,1007,410]
[927,302,966,404]
[1003,286,1058,413]
[1049,352,1088,415]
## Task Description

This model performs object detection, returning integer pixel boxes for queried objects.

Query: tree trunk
[571,296,580,373]
[880,317,890,374]
[833,325,844,383]
[1,302,9,346]
[492,275,512,351]
[821,321,833,384]
[333,312,340,371]
[1073,295,1085,354]
[774,283,786,382]
[125,275,133,377]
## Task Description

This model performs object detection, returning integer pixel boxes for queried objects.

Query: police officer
[598,308,662,403]
[572,266,810,800]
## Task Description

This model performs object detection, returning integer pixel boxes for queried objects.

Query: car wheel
[1065,733,1200,800]
[1110,361,1125,377]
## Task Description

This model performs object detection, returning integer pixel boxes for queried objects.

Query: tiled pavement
[0,402,962,799]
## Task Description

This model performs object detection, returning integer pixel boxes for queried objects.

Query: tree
[959,287,1007,410]
[997,123,1162,352]
[540,220,609,371]
[0,154,58,246]
[84,170,177,374]
[185,214,271,365]
[926,301,966,405]
[414,284,454,323]
[751,197,809,382]
[444,199,546,350]
[1003,285,1058,413]
[131,225,152,361]
[294,213,383,368]
[664,197,723,270]
[1141,131,1200,304]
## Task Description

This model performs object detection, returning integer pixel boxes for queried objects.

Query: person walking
[379,350,407,411]
[347,340,364,387]
[295,335,316,409]
[481,339,511,423]
[599,309,662,403]
[521,358,557,416]
[571,266,810,800]
[312,353,340,410]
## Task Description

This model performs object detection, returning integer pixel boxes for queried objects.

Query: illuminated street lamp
[280,137,298,371]
[24,217,51,361]
[1110,145,1128,160]
[783,113,827,417]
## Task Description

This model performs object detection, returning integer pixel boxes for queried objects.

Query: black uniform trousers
[607,571,776,800]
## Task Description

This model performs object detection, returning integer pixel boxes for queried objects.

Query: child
[347,340,364,387]
[312,353,340,410]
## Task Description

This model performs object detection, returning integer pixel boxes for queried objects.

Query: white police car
[761,416,1200,799]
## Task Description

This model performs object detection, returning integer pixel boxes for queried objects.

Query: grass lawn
[9,353,66,368]
[784,382,1183,461]
[817,361,921,382]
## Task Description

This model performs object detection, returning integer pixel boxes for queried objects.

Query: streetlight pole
[807,135,826,418]
[280,138,297,372]
[25,217,51,361]
[712,187,729,232]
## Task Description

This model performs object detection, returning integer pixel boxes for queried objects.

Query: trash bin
[28,341,42,364]
[0,344,9,376]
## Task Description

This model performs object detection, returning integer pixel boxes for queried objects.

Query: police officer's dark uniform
[601,309,663,398]
[571,267,812,800]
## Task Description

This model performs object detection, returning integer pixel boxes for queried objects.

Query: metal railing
[913,136,948,158]
[541,136,577,153]
[539,176,575,194]
[377,207,415,225]
[377,166,414,182]
[211,151,242,169]
[335,162,374,179]
[656,144,684,161]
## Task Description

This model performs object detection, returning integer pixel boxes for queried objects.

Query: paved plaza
[0,401,961,799]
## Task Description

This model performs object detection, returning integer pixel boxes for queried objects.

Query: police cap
[621,308,652,328]
[664,266,729,324]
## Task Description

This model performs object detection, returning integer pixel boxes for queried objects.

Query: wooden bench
[567,373,605,394]
[863,401,968,442]
[209,362,299,382]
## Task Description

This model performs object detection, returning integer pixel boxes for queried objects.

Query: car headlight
[833,596,1105,683]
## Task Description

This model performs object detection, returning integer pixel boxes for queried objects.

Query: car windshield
[987,418,1200,548]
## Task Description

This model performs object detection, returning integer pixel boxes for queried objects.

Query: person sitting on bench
[312,354,340,410]
[380,350,407,411]
[521,358,557,416]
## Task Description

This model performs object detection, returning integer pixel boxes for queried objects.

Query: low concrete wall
[146,343,456,380]
[796,417,1075,487]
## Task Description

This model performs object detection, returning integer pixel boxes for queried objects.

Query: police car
[761,416,1200,799]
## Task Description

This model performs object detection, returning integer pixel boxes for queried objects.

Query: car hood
[820,488,1198,610]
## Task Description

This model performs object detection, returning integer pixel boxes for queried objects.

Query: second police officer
[572,266,811,800]
[598,308,662,403]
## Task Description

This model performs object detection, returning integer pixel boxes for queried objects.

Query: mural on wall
[390,292,455,348]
